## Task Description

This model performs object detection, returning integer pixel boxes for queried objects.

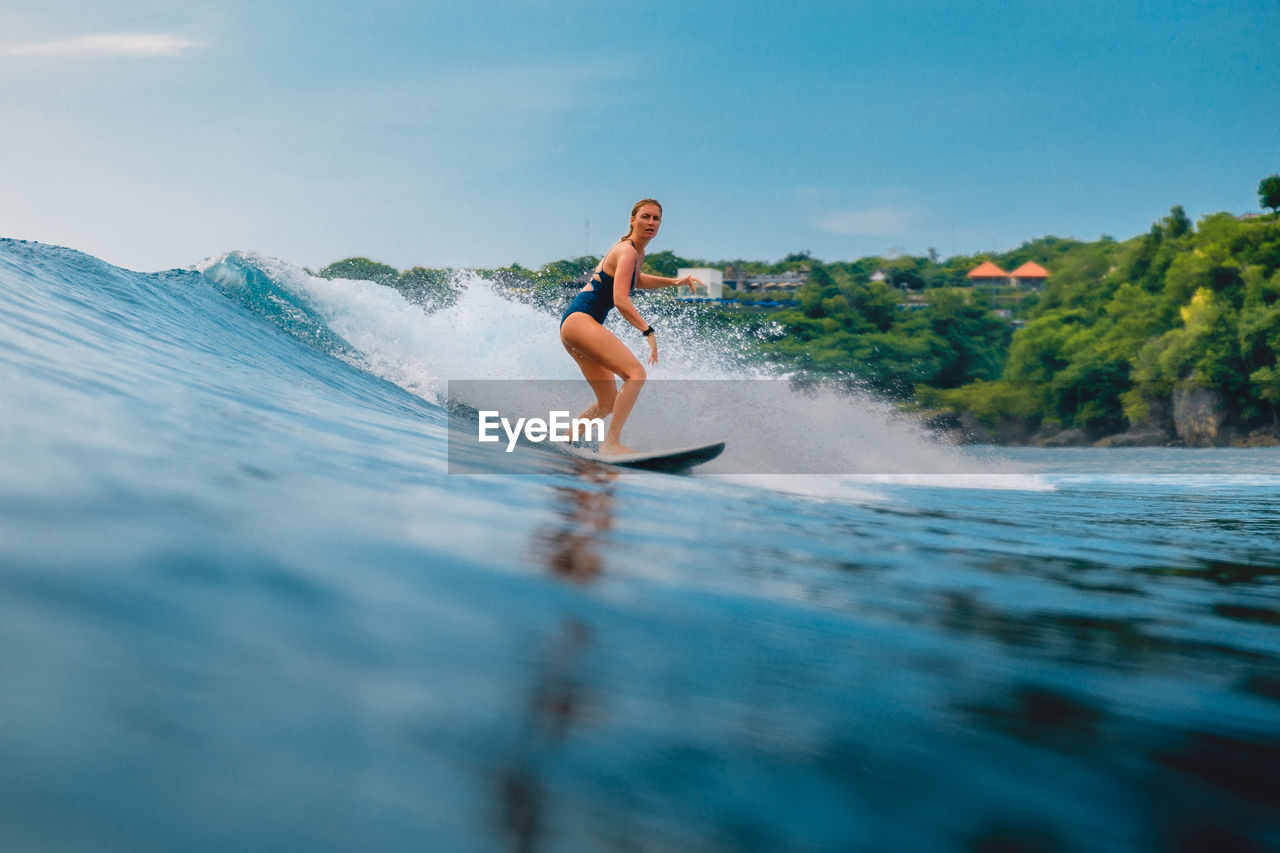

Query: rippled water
[1,239,1278,851]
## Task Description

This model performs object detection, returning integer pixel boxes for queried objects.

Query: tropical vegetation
[315,178,1280,443]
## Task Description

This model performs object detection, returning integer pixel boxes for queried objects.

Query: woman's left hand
[647,335,658,365]
[678,275,701,294]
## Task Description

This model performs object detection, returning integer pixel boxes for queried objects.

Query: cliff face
[1172,385,1227,447]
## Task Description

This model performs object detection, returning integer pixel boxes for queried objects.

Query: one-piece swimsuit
[560,244,640,327]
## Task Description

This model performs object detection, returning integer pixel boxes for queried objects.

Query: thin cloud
[3,33,206,59]
[813,205,918,238]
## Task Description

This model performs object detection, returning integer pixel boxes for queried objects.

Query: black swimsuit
[560,244,640,327]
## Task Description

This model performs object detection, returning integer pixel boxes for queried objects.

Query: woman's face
[631,204,662,240]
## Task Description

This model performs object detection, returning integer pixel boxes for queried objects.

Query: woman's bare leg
[575,375,617,422]
[561,315,646,454]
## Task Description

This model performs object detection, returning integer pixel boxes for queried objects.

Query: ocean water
[1,237,1278,852]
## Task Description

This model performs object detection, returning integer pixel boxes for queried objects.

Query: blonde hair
[620,198,663,241]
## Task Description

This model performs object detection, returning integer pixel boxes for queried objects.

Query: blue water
[2,238,1278,852]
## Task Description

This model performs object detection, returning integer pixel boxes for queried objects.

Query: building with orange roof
[966,261,1008,284]
[1009,262,1050,290]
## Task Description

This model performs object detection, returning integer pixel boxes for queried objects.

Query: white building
[676,267,724,299]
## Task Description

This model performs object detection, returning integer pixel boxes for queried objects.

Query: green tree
[940,380,1041,427]
[1162,205,1192,239]
[1249,366,1280,429]
[397,266,459,310]
[924,289,1009,387]
[1259,174,1280,213]
[318,257,398,285]
[644,250,697,278]
[542,256,599,282]
[1151,288,1240,390]
[1003,310,1085,384]
[1239,285,1280,426]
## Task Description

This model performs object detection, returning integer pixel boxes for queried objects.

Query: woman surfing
[559,198,700,456]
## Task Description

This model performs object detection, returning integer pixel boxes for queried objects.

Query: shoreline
[939,431,1280,449]
[920,410,1280,449]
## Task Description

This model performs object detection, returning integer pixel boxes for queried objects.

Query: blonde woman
[559,199,699,455]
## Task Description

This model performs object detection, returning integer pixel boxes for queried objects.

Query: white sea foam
[196,251,1042,495]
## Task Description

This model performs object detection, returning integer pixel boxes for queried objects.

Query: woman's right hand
[647,334,658,365]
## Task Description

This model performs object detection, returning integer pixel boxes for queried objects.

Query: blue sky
[2,0,1277,272]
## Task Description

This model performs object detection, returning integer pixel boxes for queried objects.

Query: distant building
[966,261,1009,287]
[753,273,806,292]
[722,266,809,293]
[677,267,724,299]
[1009,261,1050,290]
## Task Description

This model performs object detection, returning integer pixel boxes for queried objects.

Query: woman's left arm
[638,273,700,293]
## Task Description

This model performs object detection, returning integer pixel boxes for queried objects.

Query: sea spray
[196,251,1028,486]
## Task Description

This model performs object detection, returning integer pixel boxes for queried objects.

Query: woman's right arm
[610,245,649,334]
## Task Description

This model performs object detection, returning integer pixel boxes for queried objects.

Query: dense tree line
[942,208,1280,436]
[746,265,1011,395]
[313,257,462,311]
[315,187,1280,440]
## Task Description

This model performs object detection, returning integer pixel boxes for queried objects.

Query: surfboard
[564,441,726,473]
